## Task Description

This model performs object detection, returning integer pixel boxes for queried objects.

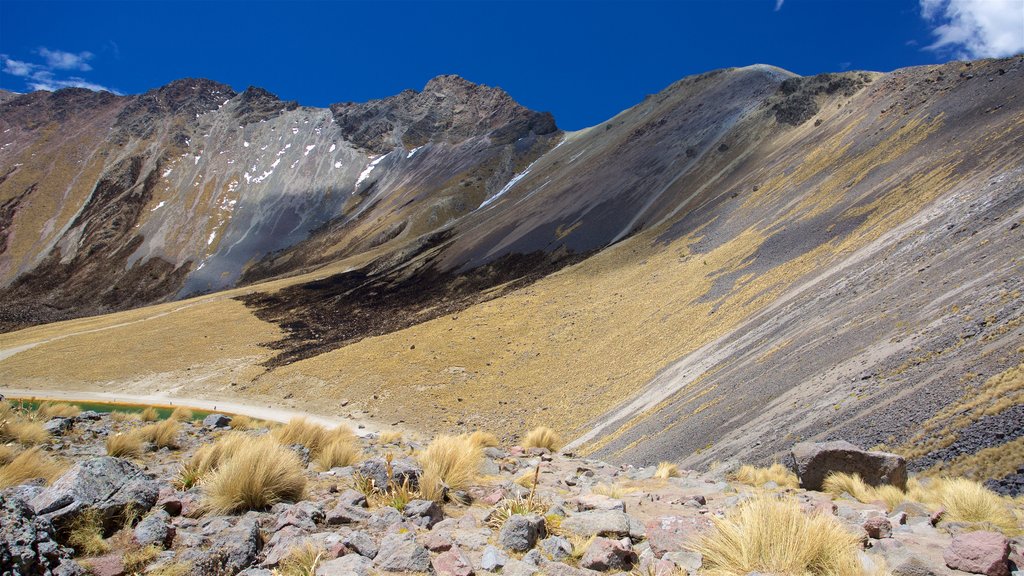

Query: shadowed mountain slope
[0,57,1021,493]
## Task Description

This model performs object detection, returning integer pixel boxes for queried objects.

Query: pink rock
[481,488,506,506]
[931,507,945,526]
[82,554,125,576]
[424,530,453,552]
[156,487,182,516]
[579,537,636,571]
[644,516,712,558]
[863,516,892,539]
[432,545,474,576]
[943,531,1011,576]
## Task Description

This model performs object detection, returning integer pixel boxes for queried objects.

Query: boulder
[644,516,712,557]
[790,441,907,490]
[358,458,422,492]
[403,499,443,528]
[943,531,1011,576]
[0,492,77,576]
[203,413,232,428]
[43,417,74,436]
[481,545,510,571]
[326,501,370,525]
[133,509,175,548]
[185,516,262,575]
[498,514,546,551]
[575,493,625,512]
[540,536,573,562]
[433,545,474,576]
[30,457,159,530]
[343,530,378,559]
[863,516,892,539]
[579,537,636,571]
[374,533,432,573]
[562,510,633,539]
[317,554,372,576]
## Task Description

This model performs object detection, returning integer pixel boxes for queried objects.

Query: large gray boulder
[357,458,422,492]
[1,491,78,576]
[181,515,262,575]
[790,441,907,491]
[374,532,432,572]
[29,457,159,531]
[498,514,546,552]
[561,510,632,538]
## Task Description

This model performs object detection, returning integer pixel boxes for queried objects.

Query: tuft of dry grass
[654,462,681,479]
[918,477,1019,533]
[105,432,143,459]
[0,446,64,488]
[147,562,192,576]
[0,444,19,466]
[823,472,907,510]
[276,542,325,576]
[378,430,403,444]
[467,430,499,448]
[110,410,139,422]
[273,418,352,456]
[203,435,306,513]
[690,495,862,576]
[138,419,181,450]
[176,432,251,489]
[67,508,111,556]
[591,482,638,499]
[36,401,81,419]
[487,494,548,530]
[522,426,562,451]
[317,436,362,470]
[730,463,799,489]
[418,434,483,502]
[123,544,161,573]
[228,414,271,430]
[139,406,160,422]
[0,418,49,445]
[168,407,193,421]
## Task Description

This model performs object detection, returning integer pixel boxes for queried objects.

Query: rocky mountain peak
[113,78,236,140]
[233,85,299,125]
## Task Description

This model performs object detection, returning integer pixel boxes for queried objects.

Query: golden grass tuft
[654,462,681,479]
[273,418,352,456]
[228,414,272,430]
[122,544,161,573]
[176,432,251,489]
[146,562,192,576]
[138,419,181,449]
[730,463,799,489]
[67,508,110,556]
[467,430,499,448]
[168,407,193,421]
[105,432,143,459]
[378,430,403,444]
[317,436,362,470]
[110,410,139,422]
[0,418,49,445]
[36,401,81,419]
[591,482,638,499]
[418,434,483,502]
[276,542,325,576]
[920,477,1019,533]
[139,406,160,422]
[690,495,862,576]
[823,472,908,511]
[0,444,19,466]
[487,494,548,530]
[522,426,562,451]
[202,435,306,513]
[0,446,64,488]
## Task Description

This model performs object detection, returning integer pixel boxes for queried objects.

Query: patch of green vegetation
[8,398,213,420]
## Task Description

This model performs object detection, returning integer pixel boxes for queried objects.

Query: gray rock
[185,516,262,575]
[343,530,378,559]
[326,502,371,525]
[0,492,76,576]
[562,510,632,538]
[790,441,907,491]
[433,545,474,576]
[499,514,546,551]
[374,533,432,573]
[76,411,102,421]
[579,537,636,571]
[403,499,443,528]
[644,516,711,557]
[274,501,324,532]
[367,506,404,530]
[503,558,540,576]
[238,570,274,576]
[43,417,73,436]
[537,558,602,576]
[203,413,232,428]
[133,509,174,548]
[540,536,573,562]
[317,554,372,576]
[481,545,510,571]
[30,457,159,530]
[664,551,702,572]
[358,458,422,492]
[337,489,368,508]
[483,447,508,459]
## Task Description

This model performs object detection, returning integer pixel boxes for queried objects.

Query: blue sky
[1,0,1022,130]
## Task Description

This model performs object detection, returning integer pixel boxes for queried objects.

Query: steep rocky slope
[0,57,1021,492]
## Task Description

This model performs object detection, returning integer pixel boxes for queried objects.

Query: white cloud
[0,47,117,94]
[37,48,94,71]
[920,0,1024,58]
[774,0,784,10]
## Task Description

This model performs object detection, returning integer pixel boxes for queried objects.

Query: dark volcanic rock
[791,440,907,491]
[1,491,78,576]
[233,86,299,125]
[30,457,159,531]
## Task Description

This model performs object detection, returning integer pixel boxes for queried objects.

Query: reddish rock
[432,545,474,576]
[579,537,636,571]
[930,507,945,526]
[156,487,182,516]
[424,530,453,552]
[82,554,125,576]
[943,531,1011,576]
[644,516,712,558]
[863,516,892,539]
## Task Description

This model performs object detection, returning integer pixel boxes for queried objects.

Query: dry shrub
[655,462,681,479]
[228,414,272,431]
[418,434,483,502]
[0,444,19,466]
[168,407,193,421]
[919,477,1019,533]
[105,432,143,459]
[139,419,181,449]
[277,541,325,576]
[468,430,499,448]
[67,508,110,556]
[487,494,548,530]
[378,430,403,444]
[176,432,251,489]
[591,482,638,499]
[147,563,192,576]
[822,472,906,510]
[139,406,160,422]
[123,544,161,573]
[0,418,49,445]
[0,447,64,488]
[36,401,81,419]
[522,426,562,451]
[690,495,862,576]
[110,411,138,422]
[317,436,362,470]
[203,435,306,513]
[273,418,351,456]
[730,463,799,489]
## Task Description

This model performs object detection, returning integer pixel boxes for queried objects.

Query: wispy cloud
[1,47,118,94]
[774,0,784,11]
[919,0,1024,58]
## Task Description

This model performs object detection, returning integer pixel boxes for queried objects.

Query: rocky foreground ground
[1,406,1022,576]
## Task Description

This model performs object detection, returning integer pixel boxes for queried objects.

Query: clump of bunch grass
[0,416,49,445]
[0,444,18,466]
[277,541,326,576]
[418,434,483,502]
[317,436,362,470]
[487,493,548,530]
[730,463,799,489]
[176,432,251,489]
[67,509,111,556]
[110,410,139,422]
[468,430,499,448]
[823,472,907,510]
[0,446,64,488]
[105,432,143,459]
[273,418,352,457]
[36,401,81,419]
[168,407,193,421]
[522,426,562,451]
[378,430,403,444]
[202,435,306,513]
[147,562,192,576]
[919,477,1019,533]
[139,406,160,422]
[591,482,638,499]
[690,495,862,576]
[654,462,681,479]
[122,544,161,573]
[228,414,272,431]
[138,419,181,449]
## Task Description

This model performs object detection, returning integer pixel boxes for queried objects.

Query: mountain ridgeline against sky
[0,57,1022,489]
